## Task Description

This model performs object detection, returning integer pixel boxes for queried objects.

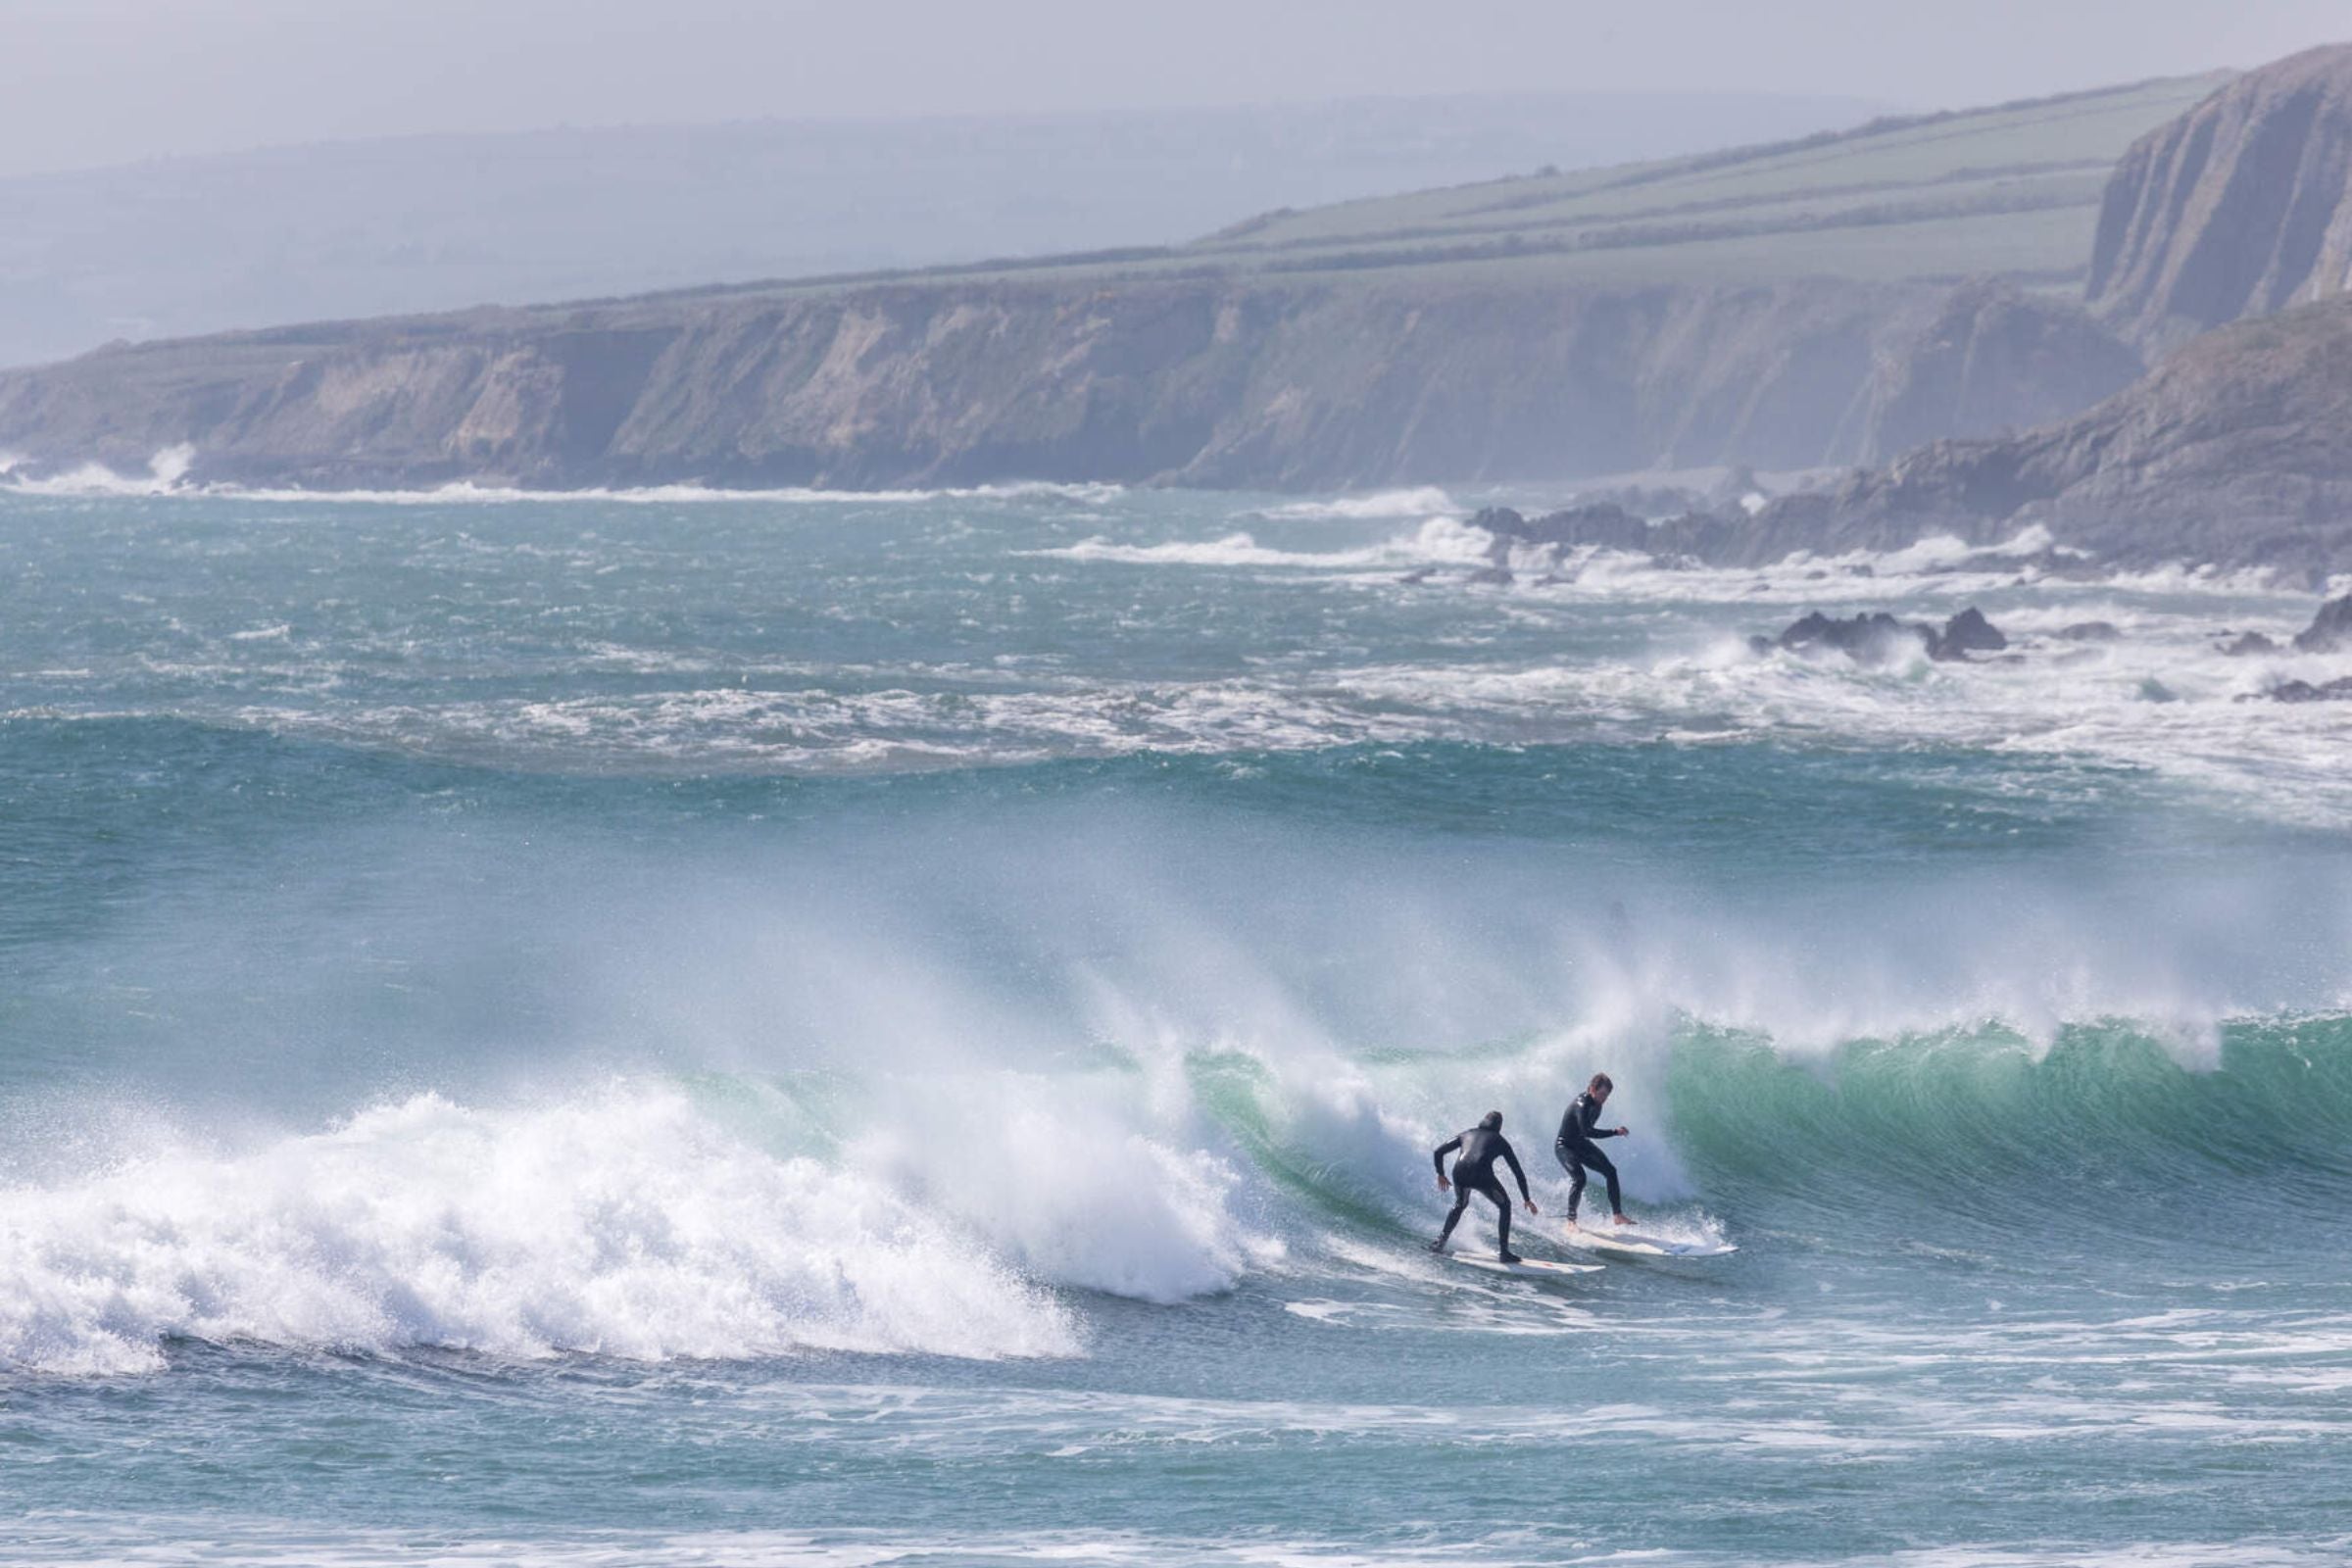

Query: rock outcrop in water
[1747,607,2008,664]
[2088,44,2352,352]
[2264,676,2352,702]
[2292,592,2352,652]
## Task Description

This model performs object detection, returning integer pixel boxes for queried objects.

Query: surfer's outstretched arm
[1499,1140,1537,1211]
[1432,1134,1461,1188]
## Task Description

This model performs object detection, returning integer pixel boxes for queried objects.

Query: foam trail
[0,453,1123,507]
[1259,486,1460,520]
[1038,516,1492,567]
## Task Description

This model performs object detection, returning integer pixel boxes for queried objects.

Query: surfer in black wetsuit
[1430,1110,1537,1262]
[1556,1072,1633,1228]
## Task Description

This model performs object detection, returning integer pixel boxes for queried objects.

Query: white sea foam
[1038,515,1492,569]
[0,1086,1082,1375]
[1,443,197,498]
[1258,486,1460,520]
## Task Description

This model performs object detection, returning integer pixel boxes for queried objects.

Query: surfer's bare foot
[1611,1213,1633,1225]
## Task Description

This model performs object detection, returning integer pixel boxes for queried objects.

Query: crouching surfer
[1556,1072,1632,1229]
[1430,1110,1537,1262]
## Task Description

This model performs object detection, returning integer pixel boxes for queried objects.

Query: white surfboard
[1446,1253,1603,1278]
[1560,1226,1737,1258]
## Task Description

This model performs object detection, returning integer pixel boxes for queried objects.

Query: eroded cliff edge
[2088,42,2352,353]
[0,274,2135,493]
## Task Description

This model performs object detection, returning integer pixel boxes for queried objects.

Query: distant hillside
[0,73,2219,493]
[0,90,1884,370]
[2088,43,2352,351]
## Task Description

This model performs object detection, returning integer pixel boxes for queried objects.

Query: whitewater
[3,480,2349,1566]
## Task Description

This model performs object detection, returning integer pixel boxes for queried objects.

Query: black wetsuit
[1432,1122,1532,1257]
[1554,1092,1625,1222]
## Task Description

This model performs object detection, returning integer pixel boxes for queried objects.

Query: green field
[1179,74,2222,287]
[682,72,2220,305]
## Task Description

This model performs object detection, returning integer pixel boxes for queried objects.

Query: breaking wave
[7,785,2350,1377]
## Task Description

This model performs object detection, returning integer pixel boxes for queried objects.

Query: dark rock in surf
[2222,630,2279,657]
[2056,620,2122,642]
[2291,593,2352,653]
[1929,606,2006,660]
[1476,502,1653,556]
[1761,605,2009,664]
[2258,675,2352,703]
[1770,611,1936,664]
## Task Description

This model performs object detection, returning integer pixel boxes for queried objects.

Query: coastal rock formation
[2088,44,2352,351]
[1736,295,2352,572]
[0,273,2139,495]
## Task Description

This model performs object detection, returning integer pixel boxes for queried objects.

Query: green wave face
[1659,1015,2352,1245]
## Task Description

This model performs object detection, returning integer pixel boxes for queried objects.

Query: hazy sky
[5,0,2346,178]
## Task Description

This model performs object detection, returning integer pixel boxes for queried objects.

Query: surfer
[1555,1072,1633,1228]
[1430,1110,1537,1262]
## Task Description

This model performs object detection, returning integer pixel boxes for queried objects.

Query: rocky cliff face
[0,273,2137,493]
[2088,43,2352,351]
[1739,295,2352,572]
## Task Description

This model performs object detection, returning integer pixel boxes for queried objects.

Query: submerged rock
[2221,631,2279,657]
[2056,620,2122,642]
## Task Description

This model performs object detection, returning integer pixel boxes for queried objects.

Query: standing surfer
[1556,1073,1633,1228]
[1430,1111,1537,1262]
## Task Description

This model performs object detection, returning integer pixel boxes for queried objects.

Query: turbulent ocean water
[3,478,2350,1565]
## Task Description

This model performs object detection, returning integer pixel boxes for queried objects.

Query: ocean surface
[3,477,2349,1566]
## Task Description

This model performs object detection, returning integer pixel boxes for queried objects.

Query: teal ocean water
[3,480,2349,1565]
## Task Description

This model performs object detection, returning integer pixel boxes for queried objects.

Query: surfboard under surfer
[1430,1110,1537,1262]
[1556,1072,1633,1229]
